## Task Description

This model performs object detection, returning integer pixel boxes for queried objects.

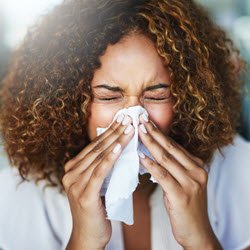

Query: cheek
[146,104,174,134]
[87,103,121,140]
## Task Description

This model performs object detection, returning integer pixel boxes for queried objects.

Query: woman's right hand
[63,113,134,250]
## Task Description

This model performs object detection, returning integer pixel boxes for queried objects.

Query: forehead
[91,33,170,88]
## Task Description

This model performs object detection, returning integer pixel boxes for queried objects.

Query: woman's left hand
[138,114,222,250]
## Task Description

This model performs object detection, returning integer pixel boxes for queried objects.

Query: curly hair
[0,0,246,193]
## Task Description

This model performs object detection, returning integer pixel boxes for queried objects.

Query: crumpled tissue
[96,105,158,225]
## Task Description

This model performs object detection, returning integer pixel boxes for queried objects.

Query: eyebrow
[93,83,169,92]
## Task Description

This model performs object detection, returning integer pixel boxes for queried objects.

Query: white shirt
[0,134,250,250]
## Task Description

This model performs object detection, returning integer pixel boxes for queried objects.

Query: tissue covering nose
[96,105,158,225]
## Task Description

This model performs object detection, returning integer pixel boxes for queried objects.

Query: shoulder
[207,134,250,250]
[0,166,44,205]
[208,134,250,196]
[0,166,71,249]
[218,134,250,169]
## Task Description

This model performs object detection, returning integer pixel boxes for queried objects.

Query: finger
[66,118,134,180]
[64,113,132,172]
[138,125,206,183]
[66,142,118,195]
[65,124,135,195]
[138,131,195,190]
[138,152,184,199]
[80,142,125,200]
[139,116,203,170]
[64,113,125,171]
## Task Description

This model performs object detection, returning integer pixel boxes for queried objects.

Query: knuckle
[197,168,208,184]
[109,122,119,133]
[195,157,205,167]
[157,169,168,180]
[102,153,114,165]
[79,193,93,210]
[69,183,79,198]
[168,152,176,161]
[92,135,101,145]
[95,151,106,162]
[179,193,191,206]
[108,125,124,140]
[78,194,88,209]
[160,151,174,165]
[116,124,126,135]
[92,166,104,180]
[159,154,167,166]
[168,138,177,151]
[109,122,118,131]
[62,174,70,188]
[64,160,74,172]
[92,142,104,153]
[189,180,201,194]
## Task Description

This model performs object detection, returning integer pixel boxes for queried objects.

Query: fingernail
[122,115,130,125]
[139,124,147,134]
[138,151,145,158]
[141,113,149,122]
[113,143,121,154]
[124,124,134,134]
[151,121,157,128]
[116,113,124,123]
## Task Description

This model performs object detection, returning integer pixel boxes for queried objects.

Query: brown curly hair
[0,0,246,193]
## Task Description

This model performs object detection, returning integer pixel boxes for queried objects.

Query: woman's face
[87,33,174,140]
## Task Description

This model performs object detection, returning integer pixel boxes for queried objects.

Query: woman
[0,0,249,249]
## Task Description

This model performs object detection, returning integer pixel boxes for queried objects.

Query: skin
[87,33,174,140]
[87,33,174,195]
[65,33,223,249]
[138,116,222,249]
[64,118,136,250]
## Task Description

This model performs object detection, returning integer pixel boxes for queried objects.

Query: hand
[63,114,135,250]
[138,114,222,250]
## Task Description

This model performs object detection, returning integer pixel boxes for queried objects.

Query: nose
[124,95,144,109]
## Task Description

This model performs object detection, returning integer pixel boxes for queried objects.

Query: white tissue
[96,105,158,225]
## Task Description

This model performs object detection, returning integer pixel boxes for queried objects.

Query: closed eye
[98,97,121,101]
[98,97,168,101]
[145,97,167,100]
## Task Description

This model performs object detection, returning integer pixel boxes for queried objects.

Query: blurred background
[0,0,250,167]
